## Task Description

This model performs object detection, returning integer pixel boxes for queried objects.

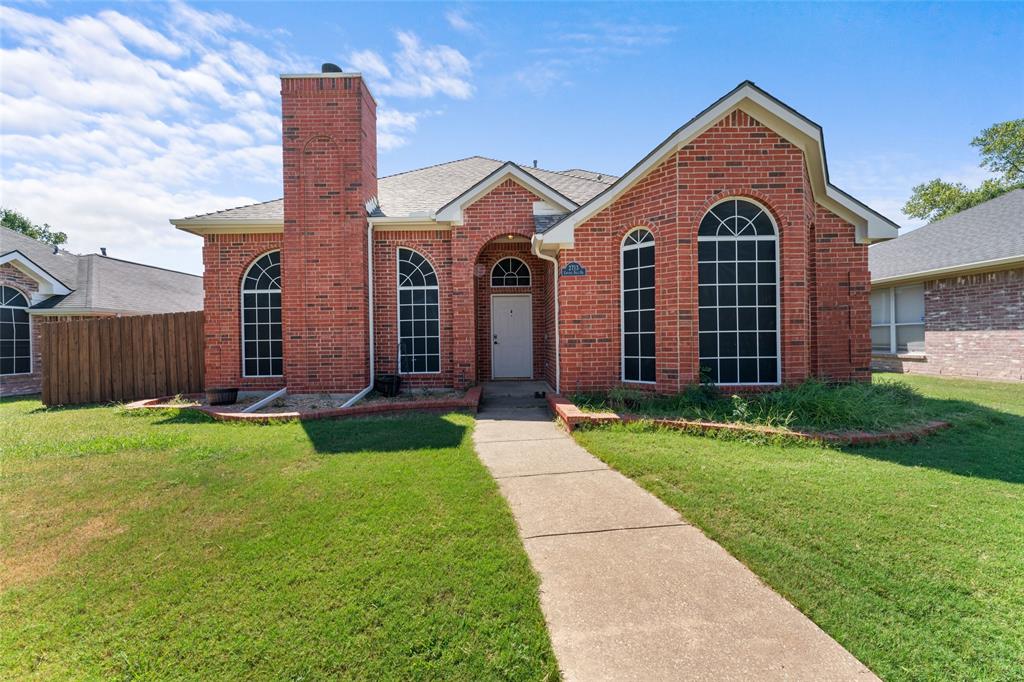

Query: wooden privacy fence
[41,311,204,406]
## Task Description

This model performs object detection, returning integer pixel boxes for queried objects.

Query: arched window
[0,286,31,376]
[241,251,282,377]
[397,248,440,373]
[621,228,655,383]
[491,257,531,287]
[697,199,779,384]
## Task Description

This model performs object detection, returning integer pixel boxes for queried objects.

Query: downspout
[341,219,376,408]
[532,235,560,394]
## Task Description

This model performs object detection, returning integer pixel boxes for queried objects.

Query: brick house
[0,226,204,396]
[172,68,898,398]
[869,189,1024,381]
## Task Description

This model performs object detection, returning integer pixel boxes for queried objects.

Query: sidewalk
[473,382,877,681]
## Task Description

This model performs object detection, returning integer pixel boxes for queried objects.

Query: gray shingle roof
[869,189,1024,281]
[174,156,617,223]
[1,226,203,314]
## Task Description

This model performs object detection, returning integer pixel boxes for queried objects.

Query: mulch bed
[547,393,950,445]
[127,386,482,423]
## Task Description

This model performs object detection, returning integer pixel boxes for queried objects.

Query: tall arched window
[397,248,440,373]
[621,228,655,383]
[491,257,531,287]
[241,251,282,377]
[697,198,779,384]
[0,286,31,376]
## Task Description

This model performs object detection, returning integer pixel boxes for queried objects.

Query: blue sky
[1,1,1021,274]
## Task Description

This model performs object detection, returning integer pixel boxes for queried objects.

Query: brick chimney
[280,66,378,392]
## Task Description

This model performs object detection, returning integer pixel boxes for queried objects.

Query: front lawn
[574,374,1024,681]
[0,400,558,680]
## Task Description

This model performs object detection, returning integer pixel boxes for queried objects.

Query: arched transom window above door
[490,258,531,287]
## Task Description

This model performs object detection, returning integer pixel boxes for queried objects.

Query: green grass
[0,400,558,681]
[573,378,934,432]
[574,374,1024,681]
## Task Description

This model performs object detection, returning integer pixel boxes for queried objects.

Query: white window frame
[240,250,283,378]
[696,197,781,386]
[870,284,925,355]
[490,257,532,288]
[0,285,32,376]
[620,227,656,385]
[396,247,441,375]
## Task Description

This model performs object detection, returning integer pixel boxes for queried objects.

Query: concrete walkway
[473,382,878,682]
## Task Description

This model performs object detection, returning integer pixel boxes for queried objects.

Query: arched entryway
[473,236,551,382]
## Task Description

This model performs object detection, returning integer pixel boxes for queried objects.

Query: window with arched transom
[241,251,282,377]
[697,199,779,384]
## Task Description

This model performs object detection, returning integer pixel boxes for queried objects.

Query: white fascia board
[170,219,284,236]
[871,254,1024,286]
[434,162,578,224]
[0,251,72,296]
[369,216,451,231]
[539,83,899,249]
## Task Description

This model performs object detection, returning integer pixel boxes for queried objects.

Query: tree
[0,207,68,247]
[903,119,1024,223]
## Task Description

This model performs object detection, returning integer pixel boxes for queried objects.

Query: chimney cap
[321,63,343,73]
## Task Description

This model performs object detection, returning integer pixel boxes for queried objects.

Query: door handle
[493,334,499,345]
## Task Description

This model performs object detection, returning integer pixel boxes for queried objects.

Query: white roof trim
[539,81,900,248]
[434,162,578,224]
[171,219,284,236]
[0,250,72,296]
[871,254,1024,286]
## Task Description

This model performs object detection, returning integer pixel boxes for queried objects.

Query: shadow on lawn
[840,396,1024,484]
[149,407,470,455]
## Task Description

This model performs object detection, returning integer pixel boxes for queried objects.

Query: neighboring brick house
[172,69,898,398]
[869,190,1024,381]
[0,227,204,396]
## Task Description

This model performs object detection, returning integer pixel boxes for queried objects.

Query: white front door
[491,294,532,378]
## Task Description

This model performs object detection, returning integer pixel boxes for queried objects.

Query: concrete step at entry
[480,381,551,410]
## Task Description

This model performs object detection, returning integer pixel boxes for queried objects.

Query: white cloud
[445,9,477,34]
[348,30,473,100]
[0,3,298,274]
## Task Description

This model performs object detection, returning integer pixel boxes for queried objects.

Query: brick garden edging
[546,392,950,446]
[127,386,482,424]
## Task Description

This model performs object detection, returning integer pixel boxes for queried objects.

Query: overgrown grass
[573,378,931,432]
[0,400,558,680]
[574,374,1024,681]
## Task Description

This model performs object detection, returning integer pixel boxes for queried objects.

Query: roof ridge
[378,155,502,181]
[530,165,615,185]
[88,253,203,278]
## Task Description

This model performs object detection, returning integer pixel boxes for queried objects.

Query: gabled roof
[869,189,1024,284]
[434,161,579,224]
[537,81,900,248]
[1,226,203,314]
[171,157,615,232]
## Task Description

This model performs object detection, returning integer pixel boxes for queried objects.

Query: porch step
[480,381,551,410]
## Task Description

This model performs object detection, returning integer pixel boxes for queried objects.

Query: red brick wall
[280,74,377,392]
[372,230,453,387]
[473,241,551,382]
[557,110,862,393]
[0,263,43,396]
[811,205,871,382]
[449,179,543,389]
[873,268,1024,381]
[202,233,284,390]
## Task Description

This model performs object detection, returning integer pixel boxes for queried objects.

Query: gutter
[341,220,377,408]
[871,254,1024,287]
[532,234,560,393]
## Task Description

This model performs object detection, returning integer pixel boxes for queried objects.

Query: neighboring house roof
[1,226,203,314]
[869,189,1024,285]
[171,157,615,230]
